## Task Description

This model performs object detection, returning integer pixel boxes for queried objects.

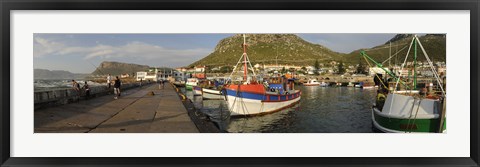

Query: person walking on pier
[82,81,91,100]
[107,74,112,89]
[72,80,81,100]
[114,76,121,99]
[158,79,164,89]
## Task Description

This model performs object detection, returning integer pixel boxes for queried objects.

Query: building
[120,73,130,78]
[194,66,206,73]
[369,67,388,76]
[262,64,302,71]
[136,71,147,81]
[136,68,163,81]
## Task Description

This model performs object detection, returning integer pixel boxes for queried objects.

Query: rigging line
[408,97,423,133]
[229,53,246,80]
[362,56,387,89]
[363,42,410,52]
[405,97,417,133]
[394,37,415,92]
[381,45,409,65]
[415,36,446,96]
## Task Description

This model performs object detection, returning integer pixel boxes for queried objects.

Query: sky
[33,33,396,73]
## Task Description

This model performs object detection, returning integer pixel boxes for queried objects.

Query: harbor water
[184,86,377,133]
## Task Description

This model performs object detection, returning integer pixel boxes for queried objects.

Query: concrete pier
[34,83,199,133]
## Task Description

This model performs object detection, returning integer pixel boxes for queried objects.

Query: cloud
[33,37,212,66]
[34,37,66,57]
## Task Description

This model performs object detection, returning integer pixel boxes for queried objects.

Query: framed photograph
[1,0,478,166]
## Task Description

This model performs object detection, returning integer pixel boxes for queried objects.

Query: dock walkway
[34,83,199,133]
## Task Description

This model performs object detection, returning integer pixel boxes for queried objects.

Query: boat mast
[389,42,391,68]
[388,41,391,81]
[243,34,247,81]
[413,35,417,90]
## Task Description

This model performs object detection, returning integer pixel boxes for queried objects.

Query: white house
[136,72,147,81]
[194,66,206,73]
[369,67,388,76]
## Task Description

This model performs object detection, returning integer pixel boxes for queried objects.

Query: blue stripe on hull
[225,89,265,100]
[225,89,300,102]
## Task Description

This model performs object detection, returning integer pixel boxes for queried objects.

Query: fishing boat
[195,79,225,100]
[319,81,329,87]
[185,78,198,90]
[347,82,355,87]
[173,80,185,87]
[303,79,320,86]
[193,86,203,96]
[224,34,302,116]
[355,81,377,89]
[202,87,224,100]
[361,35,446,133]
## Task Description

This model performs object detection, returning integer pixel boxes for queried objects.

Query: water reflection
[183,86,376,133]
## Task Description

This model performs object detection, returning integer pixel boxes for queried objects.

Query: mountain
[34,69,89,80]
[189,34,342,67]
[91,61,150,76]
[384,34,414,44]
[342,34,446,65]
[190,34,446,68]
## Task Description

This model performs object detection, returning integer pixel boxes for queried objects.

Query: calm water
[184,86,377,133]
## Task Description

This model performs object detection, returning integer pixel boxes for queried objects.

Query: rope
[404,96,423,132]
[408,97,423,132]
[405,97,417,133]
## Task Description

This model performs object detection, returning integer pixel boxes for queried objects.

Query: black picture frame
[1,0,478,166]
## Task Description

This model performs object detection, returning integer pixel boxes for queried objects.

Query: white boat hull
[226,95,301,116]
[303,83,320,86]
[193,89,202,96]
[202,88,224,100]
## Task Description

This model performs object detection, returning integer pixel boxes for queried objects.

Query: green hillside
[190,34,343,67]
[190,34,446,68]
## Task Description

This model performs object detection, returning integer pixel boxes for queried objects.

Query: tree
[356,62,367,74]
[314,59,320,71]
[220,66,232,73]
[313,59,320,75]
[337,62,346,74]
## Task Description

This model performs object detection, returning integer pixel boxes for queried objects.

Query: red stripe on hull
[226,84,265,94]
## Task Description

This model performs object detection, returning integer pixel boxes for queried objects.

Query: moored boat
[224,34,302,116]
[319,81,328,87]
[185,78,198,90]
[303,79,320,86]
[202,87,224,100]
[173,80,185,87]
[362,35,446,133]
[193,86,202,96]
[372,92,444,132]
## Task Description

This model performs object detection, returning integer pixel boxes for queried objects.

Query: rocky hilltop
[91,61,150,76]
[190,34,342,67]
[344,34,446,64]
[34,69,88,80]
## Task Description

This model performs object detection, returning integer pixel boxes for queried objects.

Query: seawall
[34,83,152,110]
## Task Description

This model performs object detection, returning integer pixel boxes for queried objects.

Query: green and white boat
[185,78,198,91]
[372,91,445,133]
[361,35,446,133]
